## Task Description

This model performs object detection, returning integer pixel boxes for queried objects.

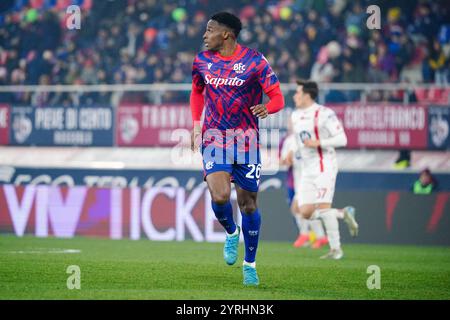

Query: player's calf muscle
[237,188,258,214]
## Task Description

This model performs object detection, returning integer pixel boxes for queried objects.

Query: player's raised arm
[190,56,205,151]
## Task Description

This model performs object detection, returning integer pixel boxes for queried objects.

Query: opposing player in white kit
[291,79,359,259]
[280,133,328,249]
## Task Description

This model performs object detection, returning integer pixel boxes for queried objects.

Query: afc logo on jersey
[299,131,312,143]
[233,63,246,74]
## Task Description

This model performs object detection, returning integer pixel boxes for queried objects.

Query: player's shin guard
[241,208,261,263]
[211,201,236,234]
[314,209,341,250]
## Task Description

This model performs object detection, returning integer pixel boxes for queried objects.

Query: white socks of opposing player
[312,209,342,250]
[295,215,310,236]
[310,220,325,238]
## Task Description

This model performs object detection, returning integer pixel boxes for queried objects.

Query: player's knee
[211,191,230,205]
[302,212,312,219]
[299,206,315,219]
[238,201,257,214]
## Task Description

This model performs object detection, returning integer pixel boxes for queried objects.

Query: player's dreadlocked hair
[296,79,319,100]
[211,12,242,38]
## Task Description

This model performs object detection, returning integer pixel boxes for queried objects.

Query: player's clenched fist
[250,104,268,119]
[191,127,202,152]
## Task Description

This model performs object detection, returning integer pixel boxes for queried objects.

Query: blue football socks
[241,208,261,263]
[211,201,237,235]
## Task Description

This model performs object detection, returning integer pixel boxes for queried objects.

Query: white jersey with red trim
[291,103,347,177]
[280,133,302,189]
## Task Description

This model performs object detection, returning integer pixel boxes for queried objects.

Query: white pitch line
[7,248,81,254]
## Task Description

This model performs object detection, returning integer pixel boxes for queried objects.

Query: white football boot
[320,248,344,260]
[343,206,359,237]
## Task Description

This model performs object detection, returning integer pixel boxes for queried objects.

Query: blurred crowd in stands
[0,0,449,106]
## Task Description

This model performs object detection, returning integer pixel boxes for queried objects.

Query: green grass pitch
[0,235,449,300]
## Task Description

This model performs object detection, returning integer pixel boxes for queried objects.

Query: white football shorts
[296,171,337,206]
